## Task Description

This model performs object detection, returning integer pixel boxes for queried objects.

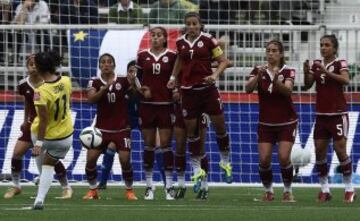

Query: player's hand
[141,86,151,99]
[172,89,180,102]
[32,145,41,157]
[203,75,217,84]
[167,77,176,89]
[313,61,328,75]
[303,60,310,74]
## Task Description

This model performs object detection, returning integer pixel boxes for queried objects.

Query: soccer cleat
[144,187,154,200]
[219,161,233,184]
[125,189,138,201]
[97,182,107,190]
[281,192,296,203]
[4,187,21,199]
[165,187,175,200]
[344,191,357,203]
[191,169,206,193]
[317,192,332,202]
[175,187,187,199]
[83,189,99,200]
[32,201,44,210]
[59,188,73,199]
[262,192,275,202]
[196,188,209,200]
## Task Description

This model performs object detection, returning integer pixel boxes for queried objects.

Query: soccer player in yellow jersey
[31,51,74,210]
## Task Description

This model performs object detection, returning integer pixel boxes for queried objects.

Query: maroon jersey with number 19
[87,76,131,132]
[136,49,176,104]
[250,65,298,126]
[310,59,348,115]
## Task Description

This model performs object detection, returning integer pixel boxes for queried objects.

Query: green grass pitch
[0,186,359,221]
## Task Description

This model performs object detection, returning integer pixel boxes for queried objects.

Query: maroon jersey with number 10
[87,76,131,132]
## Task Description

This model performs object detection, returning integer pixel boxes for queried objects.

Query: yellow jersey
[31,76,74,140]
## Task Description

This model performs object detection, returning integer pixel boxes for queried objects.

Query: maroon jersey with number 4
[87,76,131,132]
[176,32,220,89]
[310,59,348,115]
[136,49,176,104]
[17,77,37,124]
[250,65,298,126]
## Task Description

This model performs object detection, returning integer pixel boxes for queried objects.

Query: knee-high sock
[99,148,116,184]
[34,165,54,204]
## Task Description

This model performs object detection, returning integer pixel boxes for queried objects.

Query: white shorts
[31,134,73,159]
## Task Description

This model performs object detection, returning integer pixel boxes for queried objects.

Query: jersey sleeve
[285,69,296,82]
[339,60,349,71]
[136,52,144,70]
[33,87,48,106]
[249,67,259,77]
[87,78,99,91]
[206,34,223,58]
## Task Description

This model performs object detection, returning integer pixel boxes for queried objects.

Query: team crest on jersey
[197,41,204,48]
[26,90,30,94]
[278,75,284,82]
[328,65,334,72]
[115,83,122,90]
[162,56,169,63]
[33,92,41,101]
[182,109,188,117]
[146,57,151,61]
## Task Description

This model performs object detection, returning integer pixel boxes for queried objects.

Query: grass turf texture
[0,186,359,221]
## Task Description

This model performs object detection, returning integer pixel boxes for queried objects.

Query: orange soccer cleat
[83,189,99,200]
[4,187,21,199]
[125,189,138,201]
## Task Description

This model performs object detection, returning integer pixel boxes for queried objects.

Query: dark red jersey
[250,65,298,126]
[176,32,222,89]
[87,76,131,132]
[17,77,37,123]
[310,59,348,115]
[136,49,176,104]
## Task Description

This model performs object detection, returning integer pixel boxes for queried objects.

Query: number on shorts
[124,138,131,149]
[336,124,343,136]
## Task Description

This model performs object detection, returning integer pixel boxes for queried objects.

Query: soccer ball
[79,127,103,149]
[291,147,311,167]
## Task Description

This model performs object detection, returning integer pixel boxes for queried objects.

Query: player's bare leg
[159,128,175,200]
[83,148,102,200]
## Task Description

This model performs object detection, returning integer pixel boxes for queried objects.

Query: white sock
[201,175,208,190]
[265,183,274,193]
[219,152,230,165]
[319,176,330,193]
[177,172,185,188]
[165,171,173,189]
[35,153,44,174]
[34,165,54,204]
[343,175,354,192]
[145,170,153,188]
[284,185,292,193]
[190,156,202,175]
[12,171,21,189]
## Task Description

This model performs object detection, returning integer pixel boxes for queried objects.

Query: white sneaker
[165,187,175,200]
[144,187,154,200]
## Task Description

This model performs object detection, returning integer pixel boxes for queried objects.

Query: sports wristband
[169,75,175,81]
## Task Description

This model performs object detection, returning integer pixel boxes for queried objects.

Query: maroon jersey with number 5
[310,59,348,115]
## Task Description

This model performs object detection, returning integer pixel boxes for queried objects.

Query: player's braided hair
[266,39,285,69]
[320,34,339,55]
